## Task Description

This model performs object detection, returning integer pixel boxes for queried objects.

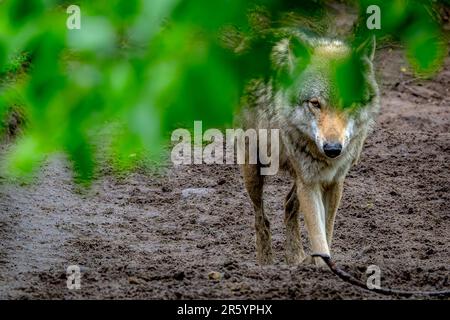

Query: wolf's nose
[323,143,342,158]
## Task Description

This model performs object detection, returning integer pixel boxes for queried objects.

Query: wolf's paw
[285,253,307,265]
[257,254,274,266]
[313,257,328,269]
[304,255,328,269]
[303,255,314,265]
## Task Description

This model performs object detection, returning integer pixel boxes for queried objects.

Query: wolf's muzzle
[323,142,342,158]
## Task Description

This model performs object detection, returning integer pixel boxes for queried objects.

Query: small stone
[146,211,160,218]
[207,271,222,280]
[174,271,185,281]
[128,276,142,284]
[181,188,214,198]
[161,186,171,192]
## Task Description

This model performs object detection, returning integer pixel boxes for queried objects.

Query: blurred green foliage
[0,51,29,75]
[0,0,447,182]
[354,0,447,74]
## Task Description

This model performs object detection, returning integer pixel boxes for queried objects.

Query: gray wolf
[238,31,380,265]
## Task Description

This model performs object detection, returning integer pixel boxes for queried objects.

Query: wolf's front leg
[297,181,329,266]
[323,181,344,249]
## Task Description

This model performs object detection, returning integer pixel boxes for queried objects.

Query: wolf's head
[272,33,379,159]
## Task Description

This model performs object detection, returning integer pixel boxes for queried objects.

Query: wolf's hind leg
[284,183,305,264]
[242,164,273,265]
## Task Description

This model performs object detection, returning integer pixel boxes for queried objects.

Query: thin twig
[312,253,450,297]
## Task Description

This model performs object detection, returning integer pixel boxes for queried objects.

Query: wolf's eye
[308,98,321,109]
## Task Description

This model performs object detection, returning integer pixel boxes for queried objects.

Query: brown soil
[0,45,449,299]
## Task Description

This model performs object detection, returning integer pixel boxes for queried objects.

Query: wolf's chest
[279,131,352,184]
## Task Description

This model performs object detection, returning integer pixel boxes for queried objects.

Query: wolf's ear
[271,36,311,75]
[355,35,376,61]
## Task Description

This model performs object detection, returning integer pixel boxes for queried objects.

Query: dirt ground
[0,42,449,299]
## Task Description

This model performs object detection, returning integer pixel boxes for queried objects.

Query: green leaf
[404,22,445,75]
[67,17,116,54]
